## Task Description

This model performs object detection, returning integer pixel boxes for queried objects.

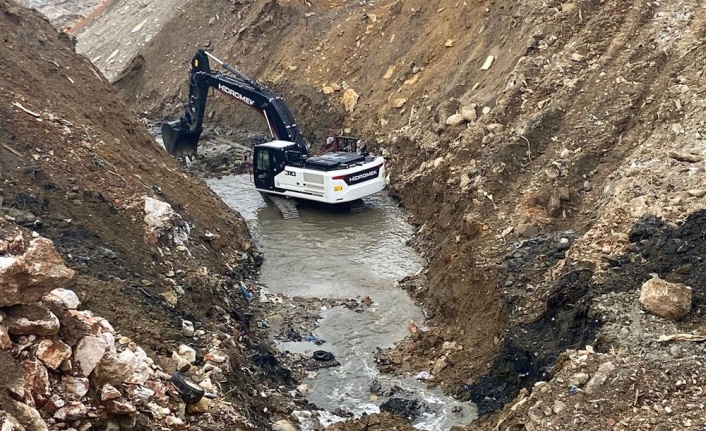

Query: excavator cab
[253,146,274,190]
[253,142,304,190]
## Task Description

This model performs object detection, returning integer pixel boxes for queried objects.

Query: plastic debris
[239,283,253,302]
[304,335,326,345]
[416,371,431,380]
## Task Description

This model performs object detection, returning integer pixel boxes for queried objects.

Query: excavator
[161,49,386,205]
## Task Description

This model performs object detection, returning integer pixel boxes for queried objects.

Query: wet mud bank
[468,267,598,415]
[435,231,596,415]
[150,124,259,178]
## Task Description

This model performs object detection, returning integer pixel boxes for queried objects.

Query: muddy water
[208,174,477,430]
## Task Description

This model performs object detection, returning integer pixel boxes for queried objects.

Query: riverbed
[208,174,477,430]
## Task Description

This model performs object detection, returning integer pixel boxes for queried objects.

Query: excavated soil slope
[77,0,706,429]
[0,1,300,428]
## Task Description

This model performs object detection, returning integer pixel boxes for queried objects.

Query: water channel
[208,174,477,430]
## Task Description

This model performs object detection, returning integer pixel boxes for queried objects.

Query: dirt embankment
[75,0,706,429]
[0,1,309,429]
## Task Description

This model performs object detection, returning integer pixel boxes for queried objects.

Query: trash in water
[304,335,326,345]
[312,350,335,361]
[369,378,383,395]
[416,371,431,380]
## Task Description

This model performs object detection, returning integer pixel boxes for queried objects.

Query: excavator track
[348,199,366,212]
[266,195,300,220]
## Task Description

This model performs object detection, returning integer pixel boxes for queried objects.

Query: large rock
[44,394,66,414]
[143,197,186,244]
[93,344,153,386]
[74,335,109,376]
[392,98,407,108]
[584,361,615,394]
[60,310,104,346]
[124,346,153,384]
[5,304,60,336]
[22,360,51,408]
[93,351,134,386]
[177,344,197,364]
[36,339,72,370]
[0,325,11,350]
[272,420,297,431]
[54,402,88,421]
[432,356,448,375]
[186,397,211,414]
[639,278,692,320]
[171,351,191,372]
[342,88,359,113]
[105,399,137,415]
[461,104,478,122]
[0,237,74,306]
[62,376,89,400]
[445,113,466,126]
[101,384,122,401]
[12,401,49,431]
[129,385,155,404]
[42,288,80,315]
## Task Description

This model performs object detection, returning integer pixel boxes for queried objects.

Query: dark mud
[380,397,421,421]
[468,267,599,415]
[497,231,579,310]
[151,124,264,179]
[602,210,706,308]
[465,232,600,416]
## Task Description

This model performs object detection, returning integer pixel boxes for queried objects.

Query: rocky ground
[0,223,254,430]
[15,0,103,30]
[7,0,706,430]
[72,0,185,83]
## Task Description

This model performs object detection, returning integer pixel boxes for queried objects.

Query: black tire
[170,371,205,404]
[312,350,335,362]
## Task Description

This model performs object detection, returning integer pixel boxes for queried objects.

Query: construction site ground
[2,0,706,430]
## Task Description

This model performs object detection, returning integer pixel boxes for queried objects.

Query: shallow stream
[208,174,477,430]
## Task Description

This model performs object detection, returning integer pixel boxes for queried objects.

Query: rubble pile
[0,227,249,431]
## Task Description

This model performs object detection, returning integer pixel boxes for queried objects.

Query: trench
[208,174,478,430]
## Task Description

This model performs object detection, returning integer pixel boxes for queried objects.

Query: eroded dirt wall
[0,1,301,428]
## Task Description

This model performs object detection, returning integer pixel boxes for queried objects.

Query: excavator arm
[161,49,309,159]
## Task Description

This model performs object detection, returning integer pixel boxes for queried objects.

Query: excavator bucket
[161,120,201,160]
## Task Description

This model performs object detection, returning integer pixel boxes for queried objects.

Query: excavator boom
[162,49,308,159]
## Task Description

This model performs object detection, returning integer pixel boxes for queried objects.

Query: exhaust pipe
[161,120,201,159]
